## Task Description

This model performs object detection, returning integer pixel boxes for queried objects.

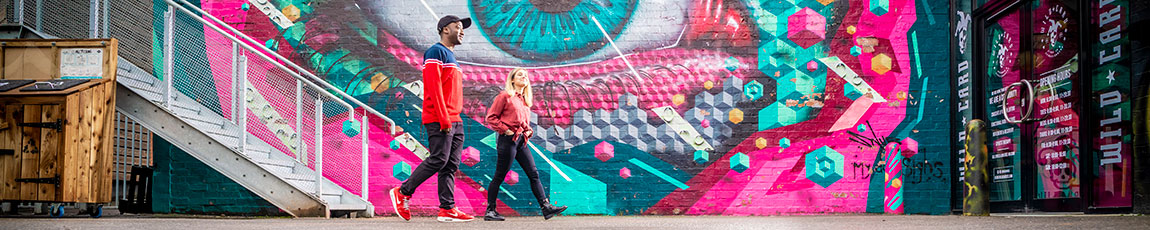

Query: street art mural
[185,0,952,215]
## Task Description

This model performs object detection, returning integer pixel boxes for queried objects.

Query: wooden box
[0,39,118,203]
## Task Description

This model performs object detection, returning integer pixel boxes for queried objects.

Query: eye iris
[471,0,637,62]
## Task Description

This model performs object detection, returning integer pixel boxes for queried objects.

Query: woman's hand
[505,130,514,136]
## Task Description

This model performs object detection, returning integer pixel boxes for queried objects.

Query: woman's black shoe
[541,204,567,220]
[484,210,505,221]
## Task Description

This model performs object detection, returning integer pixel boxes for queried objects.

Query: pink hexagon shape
[505,170,520,186]
[595,141,615,162]
[620,167,632,179]
[900,137,919,158]
[787,7,827,49]
[462,146,480,167]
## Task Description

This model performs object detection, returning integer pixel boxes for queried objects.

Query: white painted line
[528,142,572,181]
[419,0,439,19]
[591,16,642,82]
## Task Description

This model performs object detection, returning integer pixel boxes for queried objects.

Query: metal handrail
[163,0,372,204]
[171,0,396,135]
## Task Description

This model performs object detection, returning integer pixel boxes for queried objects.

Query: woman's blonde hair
[505,68,533,107]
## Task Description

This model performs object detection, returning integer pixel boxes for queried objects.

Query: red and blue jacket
[422,43,463,129]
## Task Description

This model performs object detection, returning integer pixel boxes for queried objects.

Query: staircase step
[120,73,159,85]
[245,147,273,158]
[327,203,367,211]
[280,172,316,182]
[115,82,328,217]
[322,194,342,205]
[252,156,297,169]
[171,102,204,115]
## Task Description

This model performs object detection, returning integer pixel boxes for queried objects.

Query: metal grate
[106,0,152,74]
[112,112,154,207]
[2,0,13,24]
[20,0,34,29]
[171,9,228,117]
[38,0,89,38]
[107,0,155,75]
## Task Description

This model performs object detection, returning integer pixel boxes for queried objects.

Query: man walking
[390,15,474,222]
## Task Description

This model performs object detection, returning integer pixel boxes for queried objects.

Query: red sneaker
[436,207,475,222]
[389,187,411,221]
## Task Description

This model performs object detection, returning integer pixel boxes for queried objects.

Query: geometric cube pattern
[759,103,797,131]
[389,139,401,150]
[804,146,844,188]
[872,53,893,75]
[595,141,615,162]
[199,0,945,216]
[462,146,480,167]
[744,80,764,101]
[342,118,361,137]
[870,0,889,16]
[531,76,747,155]
[730,152,750,173]
[392,161,411,181]
[282,4,301,21]
[694,150,709,164]
[755,137,769,149]
[844,82,863,100]
[505,170,520,186]
[787,7,827,49]
[900,137,919,157]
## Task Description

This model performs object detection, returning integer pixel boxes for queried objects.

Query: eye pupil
[529,0,581,13]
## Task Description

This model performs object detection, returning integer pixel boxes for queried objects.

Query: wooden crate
[0,39,118,203]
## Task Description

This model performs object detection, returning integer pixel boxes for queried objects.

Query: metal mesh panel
[300,86,320,168]
[171,10,226,117]
[2,0,14,24]
[21,0,35,29]
[39,0,89,38]
[107,0,154,74]
[319,98,363,196]
[242,48,303,160]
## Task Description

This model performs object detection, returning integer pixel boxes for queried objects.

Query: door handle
[1002,79,1037,124]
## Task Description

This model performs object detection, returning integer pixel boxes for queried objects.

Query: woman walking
[483,68,567,221]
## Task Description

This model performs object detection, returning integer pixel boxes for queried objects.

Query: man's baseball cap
[437,15,472,33]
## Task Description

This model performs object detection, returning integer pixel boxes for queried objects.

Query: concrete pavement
[2,214,1149,230]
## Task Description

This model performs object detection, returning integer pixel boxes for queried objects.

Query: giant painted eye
[470,0,637,62]
[357,0,685,67]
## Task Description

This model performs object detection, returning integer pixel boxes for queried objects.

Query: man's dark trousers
[399,122,464,209]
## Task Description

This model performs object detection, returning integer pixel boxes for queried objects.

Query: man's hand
[524,130,532,137]
[504,130,514,136]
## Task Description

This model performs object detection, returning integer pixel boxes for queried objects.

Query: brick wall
[160,0,956,216]
[151,136,287,216]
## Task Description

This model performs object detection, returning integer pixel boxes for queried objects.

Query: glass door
[976,0,1085,212]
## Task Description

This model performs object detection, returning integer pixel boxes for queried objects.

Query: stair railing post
[361,113,368,200]
[296,80,304,165]
[162,6,174,110]
[237,51,248,152]
[315,97,324,197]
[14,0,22,24]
